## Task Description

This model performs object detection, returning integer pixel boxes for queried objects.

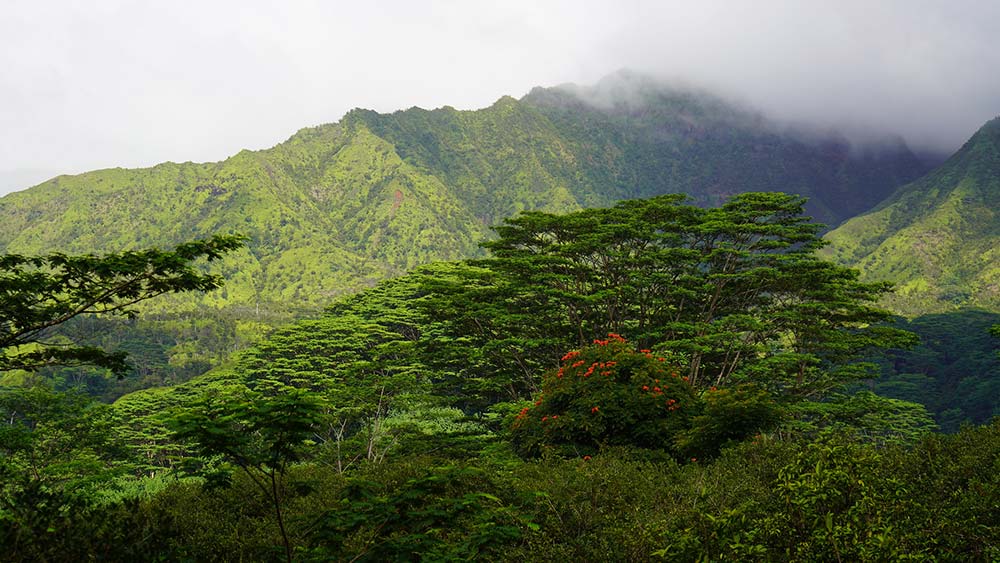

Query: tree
[0,234,245,375]
[169,385,323,563]
[429,192,912,400]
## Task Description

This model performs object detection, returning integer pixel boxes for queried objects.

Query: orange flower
[591,406,599,413]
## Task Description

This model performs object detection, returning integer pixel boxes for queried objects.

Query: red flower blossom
[572,360,585,368]
[583,455,592,460]
[591,406,599,413]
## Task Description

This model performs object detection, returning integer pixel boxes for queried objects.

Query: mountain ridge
[0,76,937,308]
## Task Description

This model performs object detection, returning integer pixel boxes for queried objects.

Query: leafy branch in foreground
[0,234,245,374]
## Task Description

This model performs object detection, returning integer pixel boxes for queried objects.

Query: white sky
[3,0,999,194]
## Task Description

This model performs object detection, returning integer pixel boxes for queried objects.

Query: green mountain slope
[1,73,929,312]
[822,117,1000,316]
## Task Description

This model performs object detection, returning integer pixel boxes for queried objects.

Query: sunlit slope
[823,117,1000,315]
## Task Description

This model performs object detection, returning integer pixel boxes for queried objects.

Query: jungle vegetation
[3,193,997,561]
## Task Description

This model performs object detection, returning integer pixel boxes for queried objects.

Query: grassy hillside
[823,117,1000,316]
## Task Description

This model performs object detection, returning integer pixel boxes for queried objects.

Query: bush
[675,384,783,459]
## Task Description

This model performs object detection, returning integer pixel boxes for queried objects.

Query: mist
[2,0,998,194]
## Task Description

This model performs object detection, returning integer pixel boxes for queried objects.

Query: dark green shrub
[675,384,783,459]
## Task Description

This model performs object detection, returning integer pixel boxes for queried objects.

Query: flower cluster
[592,332,627,346]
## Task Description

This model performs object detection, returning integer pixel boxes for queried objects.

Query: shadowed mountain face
[823,117,1000,316]
[1,73,929,317]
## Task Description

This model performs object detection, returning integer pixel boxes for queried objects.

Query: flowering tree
[510,334,698,458]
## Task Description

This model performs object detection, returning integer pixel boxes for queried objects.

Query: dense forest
[3,193,997,560]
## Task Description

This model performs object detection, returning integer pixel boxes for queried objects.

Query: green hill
[822,117,1000,316]
[0,73,931,392]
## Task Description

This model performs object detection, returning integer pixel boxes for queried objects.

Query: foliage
[305,465,524,561]
[4,416,999,561]
[0,385,131,501]
[783,391,938,446]
[4,166,996,561]
[876,309,1000,430]
[675,384,783,459]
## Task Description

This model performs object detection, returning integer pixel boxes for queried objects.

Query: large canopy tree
[424,192,913,399]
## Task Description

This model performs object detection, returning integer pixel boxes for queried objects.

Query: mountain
[822,117,1000,316]
[0,72,932,391]
[0,73,931,309]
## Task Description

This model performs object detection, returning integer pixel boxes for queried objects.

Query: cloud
[1,0,997,193]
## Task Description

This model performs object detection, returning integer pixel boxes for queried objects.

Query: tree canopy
[425,192,914,401]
